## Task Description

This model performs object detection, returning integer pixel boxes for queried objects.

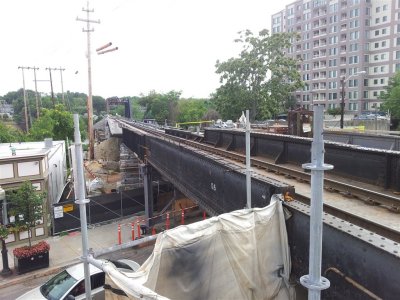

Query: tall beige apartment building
[272,0,400,115]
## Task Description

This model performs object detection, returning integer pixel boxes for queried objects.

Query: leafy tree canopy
[27,104,85,142]
[0,121,26,143]
[212,29,303,121]
[177,99,209,123]
[138,90,181,124]
[380,71,400,119]
[8,181,45,247]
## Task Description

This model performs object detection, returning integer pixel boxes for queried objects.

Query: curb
[0,258,80,290]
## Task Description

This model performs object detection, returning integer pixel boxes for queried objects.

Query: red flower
[13,241,50,259]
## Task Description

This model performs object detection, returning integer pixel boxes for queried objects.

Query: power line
[77,1,100,161]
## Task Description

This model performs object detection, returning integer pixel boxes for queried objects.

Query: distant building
[0,139,67,245]
[271,0,400,115]
[0,100,14,117]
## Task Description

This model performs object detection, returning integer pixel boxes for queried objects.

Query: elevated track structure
[115,118,400,299]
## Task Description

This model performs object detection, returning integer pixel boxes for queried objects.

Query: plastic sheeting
[104,195,293,300]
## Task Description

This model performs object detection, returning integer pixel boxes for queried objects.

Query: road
[2,244,154,299]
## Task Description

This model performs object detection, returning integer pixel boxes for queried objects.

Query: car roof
[66,263,103,281]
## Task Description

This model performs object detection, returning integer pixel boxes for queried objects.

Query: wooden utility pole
[31,67,40,118]
[45,67,55,107]
[18,66,30,132]
[77,1,100,160]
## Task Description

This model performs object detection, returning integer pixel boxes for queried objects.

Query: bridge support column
[141,164,154,227]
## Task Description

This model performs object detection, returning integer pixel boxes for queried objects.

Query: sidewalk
[0,215,141,289]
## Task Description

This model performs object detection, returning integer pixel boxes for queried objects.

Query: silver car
[17,259,140,300]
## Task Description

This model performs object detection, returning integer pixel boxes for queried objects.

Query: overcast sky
[1,0,293,99]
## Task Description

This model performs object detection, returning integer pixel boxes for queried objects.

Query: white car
[17,259,140,300]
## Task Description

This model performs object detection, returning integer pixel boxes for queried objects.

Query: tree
[0,121,26,143]
[8,182,45,247]
[213,29,303,121]
[139,91,181,124]
[28,104,84,142]
[177,99,208,123]
[380,71,400,119]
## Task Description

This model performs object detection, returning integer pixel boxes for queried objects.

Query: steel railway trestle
[116,119,400,299]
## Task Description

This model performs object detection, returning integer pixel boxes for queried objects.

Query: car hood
[17,286,46,300]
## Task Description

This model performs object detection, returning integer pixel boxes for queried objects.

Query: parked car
[17,259,140,300]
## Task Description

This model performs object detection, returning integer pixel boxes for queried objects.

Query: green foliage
[0,224,8,240]
[380,72,400,119]
[8,181,45,247]
[177,99,208,123]
[327,107,342,117]
[0,121,26,143]
[138,90,181,124]
[28,105,74,142]
[213,29,303,121]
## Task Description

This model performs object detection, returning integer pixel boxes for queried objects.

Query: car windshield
[40,270,78,300]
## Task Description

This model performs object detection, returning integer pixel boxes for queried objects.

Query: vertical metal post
[300,105,333,299]
[245,110,251,209]
[141,164,153,227]
[73,114,92,300]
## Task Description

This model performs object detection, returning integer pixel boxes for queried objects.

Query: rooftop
[0,140,64,160]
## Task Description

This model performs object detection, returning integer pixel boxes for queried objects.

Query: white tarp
[104,195,293,300]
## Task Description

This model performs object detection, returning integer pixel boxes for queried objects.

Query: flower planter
[13,241,50,275]
[14,251,49,274]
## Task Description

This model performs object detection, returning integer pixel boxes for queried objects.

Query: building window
[381,41,386,47]
[380,79,385,84]
[396,50,400,59]
[374,79,378,85]
[397,37,400,46]
[381,66,385,72]
[363,91,368,98]
[373,91,378,96]
[374,67,378,73]
[396,63,400,71]
[383,16,388,22]
[376,7,380,13]
[375,42,379,48]
[375,30,379,36]
[381,53,386,59]
[382,28,387,34]
[374,54,379,61]
[375,18,380,24]
[383,4,388,11]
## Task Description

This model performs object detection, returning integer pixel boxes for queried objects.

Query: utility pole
[31,67,40,118]
[59,67,65,105]
[46,67,56,107]
[77,1,100,161]
[18,66,30,132]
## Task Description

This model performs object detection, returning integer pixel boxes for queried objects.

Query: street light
[340,71,366,129]
[0,186,11,276]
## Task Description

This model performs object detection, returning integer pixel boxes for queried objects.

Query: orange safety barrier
[166,213,170,230]
[118,224,121,245]
[203,211,206,220]
[116,205,201,244]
